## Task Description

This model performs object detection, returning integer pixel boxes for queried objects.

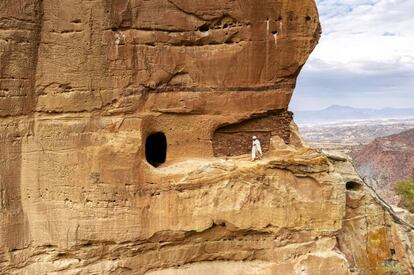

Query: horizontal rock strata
[1,0,413,274]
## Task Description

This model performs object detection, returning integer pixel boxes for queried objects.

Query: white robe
[251,139,262,160]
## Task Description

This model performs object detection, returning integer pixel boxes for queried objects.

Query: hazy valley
[299,117,414,152]
[297,106,414,208]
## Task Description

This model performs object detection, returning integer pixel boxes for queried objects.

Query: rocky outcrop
[1,126,413,274]
[1,0,413,274]
[352,128,414,205]
[326,150,414,274]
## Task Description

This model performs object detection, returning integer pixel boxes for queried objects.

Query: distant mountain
[294,105,414,125]
[351,128,414,206]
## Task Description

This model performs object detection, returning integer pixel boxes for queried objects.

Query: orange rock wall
[1,1,413,274]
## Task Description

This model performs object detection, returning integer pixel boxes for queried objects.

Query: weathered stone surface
[25,0,321,163]
[1,1,413,274]
[327,151,414,275]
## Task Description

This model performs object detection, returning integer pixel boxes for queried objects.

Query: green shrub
[395,169,414,213]
[384,259,406,275]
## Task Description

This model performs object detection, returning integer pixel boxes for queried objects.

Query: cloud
[291,0,414,111]
[291,66,414,110]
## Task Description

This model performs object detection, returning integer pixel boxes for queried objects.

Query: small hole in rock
[346,181,361,191]
[305,16,311,21]
[145,132,167,167]
[199,24,209,32]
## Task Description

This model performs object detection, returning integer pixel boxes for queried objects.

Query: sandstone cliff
[0,1,413,274]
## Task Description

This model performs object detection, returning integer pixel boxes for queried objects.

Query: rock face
[352,128,414,205]
[0,1,413,274]
[326,150,414,275]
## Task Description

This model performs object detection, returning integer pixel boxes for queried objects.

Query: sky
[290,0,414,111]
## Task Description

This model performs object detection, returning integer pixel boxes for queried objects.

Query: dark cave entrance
[346,181,362,191]
[145,132,167,167]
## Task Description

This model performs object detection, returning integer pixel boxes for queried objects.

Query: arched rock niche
[145,132,167,167]
[213,110,293,157]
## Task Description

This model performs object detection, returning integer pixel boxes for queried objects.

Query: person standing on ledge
[251,136,263,161]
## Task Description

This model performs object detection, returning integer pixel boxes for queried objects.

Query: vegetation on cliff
[395,169,414,212]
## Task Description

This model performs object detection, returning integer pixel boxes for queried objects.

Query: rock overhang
[14,1,414,274]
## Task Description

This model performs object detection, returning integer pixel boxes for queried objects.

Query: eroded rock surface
[326,150,414,274]
[1,1,413,274]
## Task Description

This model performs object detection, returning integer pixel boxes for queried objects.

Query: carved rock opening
[346,181,362,191]
[145,132,167,167]
[212,111,293,157]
